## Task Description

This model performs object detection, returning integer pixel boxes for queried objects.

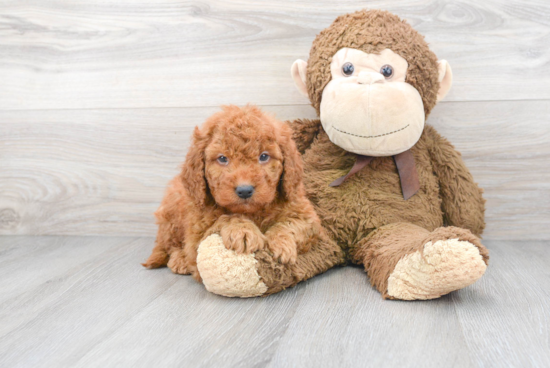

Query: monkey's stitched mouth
[331,124,409,138]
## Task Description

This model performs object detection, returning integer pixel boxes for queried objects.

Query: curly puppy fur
[143,105,324,281]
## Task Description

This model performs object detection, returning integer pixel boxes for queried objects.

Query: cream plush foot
[196,234,268,298]
[386,239,487,300]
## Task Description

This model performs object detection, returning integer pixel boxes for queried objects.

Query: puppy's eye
[380,64,393,79]
[217,155,229,166]
[342,62,354,76]
[259,152,270,163]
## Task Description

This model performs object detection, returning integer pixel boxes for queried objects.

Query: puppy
[143,105,323,282]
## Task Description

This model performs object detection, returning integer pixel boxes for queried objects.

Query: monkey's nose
[235,185,255,199]
[357,72,385,85]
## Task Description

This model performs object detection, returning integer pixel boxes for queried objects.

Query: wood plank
[0,237,182,366]
[267,267,473,368]
[0,236,131,302]
[74,271,304,368]
[452,240,550,367]
[0,0,549,111]
[1,101,548,239]
[428,100,550,240]
[268,239,550,367]
[1,236,549,367]
[0,236,143,339]
[0,236,305,367]
[76,268,473,368]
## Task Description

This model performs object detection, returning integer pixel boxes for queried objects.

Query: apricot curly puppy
[142,105,323,282]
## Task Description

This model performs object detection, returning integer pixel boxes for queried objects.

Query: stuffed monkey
[195,9,489,300]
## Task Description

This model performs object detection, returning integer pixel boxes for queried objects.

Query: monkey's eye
[380,64,394,79]
[342,62,354,76]
[259,152,270,164]
[217,155,229,166]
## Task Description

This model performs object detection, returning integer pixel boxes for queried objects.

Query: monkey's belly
[302,138,444,251]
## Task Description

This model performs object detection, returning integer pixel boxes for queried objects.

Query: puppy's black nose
[235,185,254,199]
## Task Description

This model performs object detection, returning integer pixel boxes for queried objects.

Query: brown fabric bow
[329,149,420,200]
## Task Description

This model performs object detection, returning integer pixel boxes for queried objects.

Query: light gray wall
[1,0,549,239]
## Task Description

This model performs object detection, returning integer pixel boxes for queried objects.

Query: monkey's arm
[285,118,322,154]
[425,125,486,237]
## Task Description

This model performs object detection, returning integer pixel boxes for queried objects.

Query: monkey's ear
[436,60,453,102]
[291,59,309,97]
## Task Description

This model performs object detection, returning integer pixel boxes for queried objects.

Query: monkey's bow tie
[329,150,420,200]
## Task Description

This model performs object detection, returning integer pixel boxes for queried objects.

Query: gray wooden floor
[0,236,548,368]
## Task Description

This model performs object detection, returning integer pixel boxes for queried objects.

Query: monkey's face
[291,46,452,157]
[319,48,424,156]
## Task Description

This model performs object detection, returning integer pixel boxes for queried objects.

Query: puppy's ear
[278,122,305,202]
[180,126,210,207]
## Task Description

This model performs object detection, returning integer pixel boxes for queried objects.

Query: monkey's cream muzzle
[320,74,425,157]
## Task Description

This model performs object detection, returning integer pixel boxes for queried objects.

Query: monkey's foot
[387,239,487,300]
[196,234,268,298]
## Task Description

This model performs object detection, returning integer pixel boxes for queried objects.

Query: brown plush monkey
[196,9,489,300]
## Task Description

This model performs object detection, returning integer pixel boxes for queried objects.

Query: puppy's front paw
[220,222,266,254]
[267,233,298,264]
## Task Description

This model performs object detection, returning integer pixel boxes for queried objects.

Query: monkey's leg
[351,223,489,300]
[196,233,345,297]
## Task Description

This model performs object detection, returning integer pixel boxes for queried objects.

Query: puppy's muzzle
[235,185,254,199]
